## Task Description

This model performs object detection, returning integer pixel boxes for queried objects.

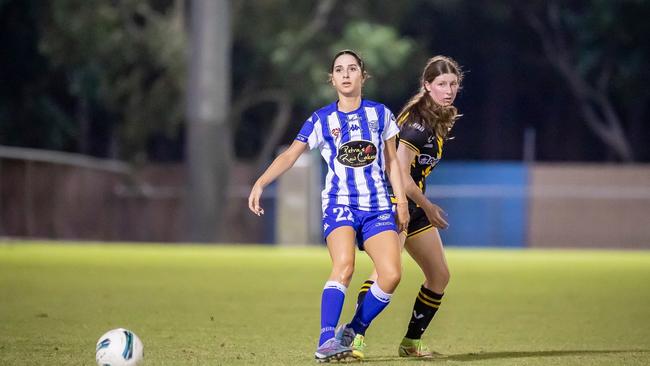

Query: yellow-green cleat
[398,337,436,358]
[351,334,366,360]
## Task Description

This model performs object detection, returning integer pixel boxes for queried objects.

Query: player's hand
[248,183,265,216]
[423,202,448,229]
[395,202,410,233]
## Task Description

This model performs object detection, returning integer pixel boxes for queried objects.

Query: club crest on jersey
[368,118,379,133]
[337,140,377,168]
[330,128,341,139]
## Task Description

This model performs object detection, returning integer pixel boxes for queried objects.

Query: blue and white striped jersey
[295,99,399,212]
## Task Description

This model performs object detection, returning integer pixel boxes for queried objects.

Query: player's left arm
[384,136,409,232]
[396,144,448,229]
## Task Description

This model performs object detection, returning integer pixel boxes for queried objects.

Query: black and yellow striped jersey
[398,120,443,195]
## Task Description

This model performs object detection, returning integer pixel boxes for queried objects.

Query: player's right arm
[248,140,308,216]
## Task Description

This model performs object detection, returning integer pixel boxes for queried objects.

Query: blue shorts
[322,204,398,250]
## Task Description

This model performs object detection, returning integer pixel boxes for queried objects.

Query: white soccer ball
[95,328,144,366]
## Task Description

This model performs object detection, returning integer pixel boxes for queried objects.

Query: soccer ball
[95,328,144,366]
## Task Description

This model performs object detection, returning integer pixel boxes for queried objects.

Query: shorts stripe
[407,224,433,238]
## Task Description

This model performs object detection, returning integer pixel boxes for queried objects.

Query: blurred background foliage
[1,0,648,163]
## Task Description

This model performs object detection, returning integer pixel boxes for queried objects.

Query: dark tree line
[1,0,648,163]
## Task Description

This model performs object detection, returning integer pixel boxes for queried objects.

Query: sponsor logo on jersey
[346,114,362,132]
[337,140,377,168]
[412,122,425,132]
[347,114,360,123]
[417,153,440,166]
[296,134,309,143]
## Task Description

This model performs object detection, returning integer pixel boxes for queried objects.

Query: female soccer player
[248,49,409,363]
[352,55,463,359]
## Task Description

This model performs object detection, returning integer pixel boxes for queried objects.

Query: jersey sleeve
[382,108,400,141]
[295,114,323,150]
[398,122,429,154]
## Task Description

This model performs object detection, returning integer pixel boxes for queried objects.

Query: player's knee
[331,262,355,286]
[427,266,450,290]
[379,267,401,291]
[438,267,450,288]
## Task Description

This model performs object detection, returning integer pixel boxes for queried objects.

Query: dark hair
[329,49,368,80]
[397,55,463,140]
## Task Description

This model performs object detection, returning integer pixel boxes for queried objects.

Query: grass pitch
[0,242,649,365]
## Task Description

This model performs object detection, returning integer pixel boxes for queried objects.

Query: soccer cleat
[398,337,436,358]
[351,334,366,360]
[314,337,353,363]
[334,324,357,348]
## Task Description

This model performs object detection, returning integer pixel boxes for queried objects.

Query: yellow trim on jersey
[422,165,433,178]
[417,293,440,308]
[397,111,410,126]
[399,139,420,155]
[436,135,444,159]
[407,224,433,238]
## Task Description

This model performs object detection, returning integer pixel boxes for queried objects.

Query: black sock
[405,285,443,340]
[355,280,374,335]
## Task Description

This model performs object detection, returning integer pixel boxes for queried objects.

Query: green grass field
[1,242,649,365]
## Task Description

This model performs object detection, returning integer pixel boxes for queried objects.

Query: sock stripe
[359,280,374,291]
[324,281,347,294]
[418,290,442,304]
[420,285,443,300]
[417,293,440,308]
[370,283,392,303]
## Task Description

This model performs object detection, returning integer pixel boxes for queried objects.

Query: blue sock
[319,281,347,346]
[348,282,392,335]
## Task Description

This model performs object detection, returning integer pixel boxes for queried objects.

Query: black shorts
[406,204,433,238]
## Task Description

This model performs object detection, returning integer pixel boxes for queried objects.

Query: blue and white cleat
[334,324,357,348]
[314,337,353,363]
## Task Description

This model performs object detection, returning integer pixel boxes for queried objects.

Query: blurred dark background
[1,0,649,246]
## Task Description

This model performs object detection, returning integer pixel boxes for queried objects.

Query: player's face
[331,54,364,97]
[424,73,459,107]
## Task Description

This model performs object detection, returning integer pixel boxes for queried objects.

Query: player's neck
[337,95,362,113]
